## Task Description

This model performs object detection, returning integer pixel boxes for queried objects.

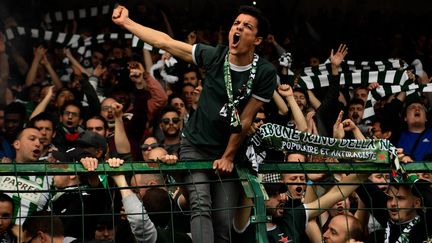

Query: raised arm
[272,90,289,115]
[40,53,62,90]
[25,46,46,88]
[29,85,55,119]
[112,6,193,63]
[278,84,307,131]
[305,173,369,220]
[64,48,91,77]
[333,111,365,140]
[112,102,131,154]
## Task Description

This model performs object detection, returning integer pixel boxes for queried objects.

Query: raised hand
[330,44,348,67]
[129,63,146,89]
[112,5,129,27]
[341,119,358,132]
[277,84,293,98]
[111,102,124,119]
[93,64,106,78]
[63,48,72,58]
[368,82,380,90]
[333,110,345,139]
[33,46,47,62]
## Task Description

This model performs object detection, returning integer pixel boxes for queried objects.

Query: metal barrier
[1,160,432,243]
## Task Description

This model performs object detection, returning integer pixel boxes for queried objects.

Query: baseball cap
[75,130,107,154]
[261,173,288,197]
[52,147,94,162]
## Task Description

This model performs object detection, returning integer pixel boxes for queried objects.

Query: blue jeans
[180,138,240,243]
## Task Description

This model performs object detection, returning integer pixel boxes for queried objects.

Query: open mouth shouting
[33,148,41,158]
[232,33,240,48]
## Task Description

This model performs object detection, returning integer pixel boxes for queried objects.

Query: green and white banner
[251,123,397,164]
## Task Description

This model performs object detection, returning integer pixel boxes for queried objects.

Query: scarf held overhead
[250,123,399,166]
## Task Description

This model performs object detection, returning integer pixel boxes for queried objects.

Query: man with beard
[356,175,432,242]
[159,105,182,156]
[347,98,372,138]
[112,5,277,243]
[0,127,51,226]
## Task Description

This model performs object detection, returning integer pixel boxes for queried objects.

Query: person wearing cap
[397,97,432,162]
[51,156,105,241]
[356,174,432,242]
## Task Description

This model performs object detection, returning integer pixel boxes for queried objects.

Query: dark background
[2,0,432,70]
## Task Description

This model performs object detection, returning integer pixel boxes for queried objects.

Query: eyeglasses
[161,117,181,125]
[63,111,79,117]
[141,143,159,150]
[254,117,266,123]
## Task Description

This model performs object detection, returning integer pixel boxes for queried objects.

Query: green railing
[2,161,432,243]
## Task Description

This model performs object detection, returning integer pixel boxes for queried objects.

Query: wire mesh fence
[1,160,432,243]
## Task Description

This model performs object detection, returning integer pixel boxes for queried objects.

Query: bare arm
[305,173,369,220]
[278,84,307,131]
[307,90,321,110]
[112,6,193,63]
[333,111,365,140]
[29,85,55,119]
[272,90,289,115]
[25,46,45,88]
[40,54,62,90]
[233,190,254,232]
[112,102,131,154]
[306,220,323,243]
[213,97,265,173]
[64,48,91,77]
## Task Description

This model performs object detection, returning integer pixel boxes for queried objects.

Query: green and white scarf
[219,52,259,133]
[384,215,420,243]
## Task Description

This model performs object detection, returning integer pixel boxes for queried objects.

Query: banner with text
[251,123,395,163]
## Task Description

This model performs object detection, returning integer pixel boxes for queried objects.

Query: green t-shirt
[183,44,277,156]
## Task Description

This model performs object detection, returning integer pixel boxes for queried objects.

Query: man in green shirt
[112,5,277,243]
